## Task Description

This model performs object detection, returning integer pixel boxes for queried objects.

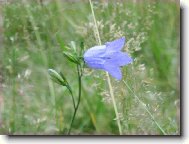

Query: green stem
[68,65,82,134]
[89,0,123,135]
[123,80,167,135]
[67,85,76,109]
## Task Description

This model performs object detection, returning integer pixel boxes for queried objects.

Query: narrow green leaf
[63,52,80,64]
[80,41,84,56]
[70,41,77,52]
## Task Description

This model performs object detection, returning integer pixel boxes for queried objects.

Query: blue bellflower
[84,37,133,80]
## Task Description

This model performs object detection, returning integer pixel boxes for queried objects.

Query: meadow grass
[0,0,179,135]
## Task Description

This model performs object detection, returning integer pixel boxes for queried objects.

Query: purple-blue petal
[105,37,125,55]
[107,52,133,66]
[84,57,105,69]
[103,61,122,80]
[84,45,106,58]
[83,37,133,80]
[84,45,106,69]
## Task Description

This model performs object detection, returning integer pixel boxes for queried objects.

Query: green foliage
[0,1,179,135]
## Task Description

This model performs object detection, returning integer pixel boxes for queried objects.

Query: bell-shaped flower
[84,37,133,80]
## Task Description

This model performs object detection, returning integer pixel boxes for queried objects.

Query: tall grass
[0,0,179,135]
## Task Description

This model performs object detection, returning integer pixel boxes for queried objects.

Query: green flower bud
[48,69,66,86]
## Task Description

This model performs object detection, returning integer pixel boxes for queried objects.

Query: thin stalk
[123,80,167,135]
[89,0,101,45]
[68,65,82,134]
[89,0,123,134]
[106,72,122,134]
[67,85,76,109]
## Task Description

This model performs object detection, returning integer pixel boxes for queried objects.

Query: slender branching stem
[123,80,167,135]
[67,86,76,109]
[89,0,123,135]
[68,64,82,135]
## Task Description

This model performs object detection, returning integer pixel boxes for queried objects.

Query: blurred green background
[0,0,180,135]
